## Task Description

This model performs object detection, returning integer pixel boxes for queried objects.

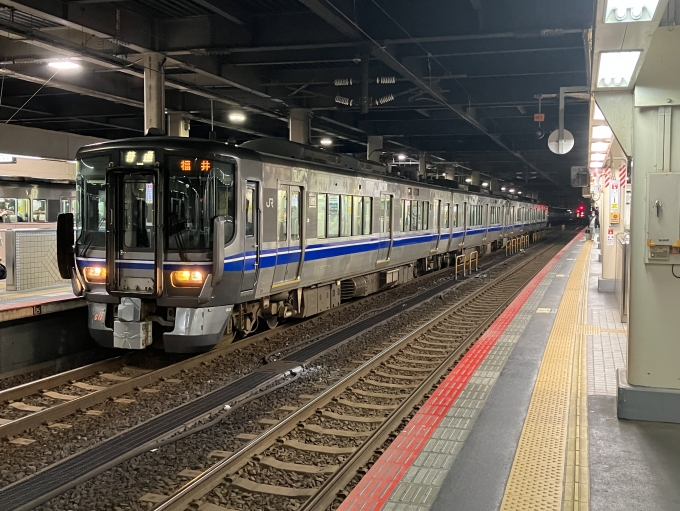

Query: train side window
[452,204,459,227]
[341,195,351,237]
[245,188,255,237]
[443,203,449,229]
[424,201,430,229]
[403,200,411,231]
[317,194,327,239]
[32,199,47,222]
[327,194,340,238]
[433,200,440,230]
[352,196,363,236]
[290,190,300,241]
[277,189,287,242]
[17,199,29,222]
[412,201,420,231]
[380,195,391,233]
[363,197,372,234]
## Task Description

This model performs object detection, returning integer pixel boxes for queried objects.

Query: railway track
[154,242,561,511]
[0,243,511,442]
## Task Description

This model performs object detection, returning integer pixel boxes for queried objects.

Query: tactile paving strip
[500,241,591,511]
[338,235,584,511]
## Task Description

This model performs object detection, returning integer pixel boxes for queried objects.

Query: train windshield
[76,156,109,250]
[167,157,235,254]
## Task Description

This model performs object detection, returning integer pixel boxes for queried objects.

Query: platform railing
[468,251,479,273]
[455,254,467,280]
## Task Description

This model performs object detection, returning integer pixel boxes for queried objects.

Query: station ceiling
[0,0,595,204]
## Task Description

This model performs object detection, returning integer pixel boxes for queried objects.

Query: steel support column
[289,108,311,145]
[144,53,165,134]
[367,136,384,161]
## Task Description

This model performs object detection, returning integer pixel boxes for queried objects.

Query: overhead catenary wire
[4,69,59,124]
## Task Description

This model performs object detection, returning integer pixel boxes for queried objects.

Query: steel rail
[155,243,557,511]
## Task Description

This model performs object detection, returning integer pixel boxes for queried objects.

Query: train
[0,177,76,224]
[56,137,548,353]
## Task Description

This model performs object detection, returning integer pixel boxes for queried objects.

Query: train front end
[57,138,242,353]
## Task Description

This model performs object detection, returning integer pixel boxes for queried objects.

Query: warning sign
[607,228,615,246]
[610,179,620,212]
[534,113,545,122]
[610,212,620,225]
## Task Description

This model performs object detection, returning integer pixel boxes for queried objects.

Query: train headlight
[84,266,107,283]
[171,270,205,287]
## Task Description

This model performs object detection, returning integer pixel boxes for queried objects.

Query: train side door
[377,193,392,263]
[274,184,302,286]
[241,182,260,292]
[460,202,468,246]
[432,199,441,252]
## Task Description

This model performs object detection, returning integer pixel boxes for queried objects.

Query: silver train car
[56,137,548,353]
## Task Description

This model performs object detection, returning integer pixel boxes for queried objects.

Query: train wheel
[266,315,279,330]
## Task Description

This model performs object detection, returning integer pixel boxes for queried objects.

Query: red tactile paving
[338,233,583,511]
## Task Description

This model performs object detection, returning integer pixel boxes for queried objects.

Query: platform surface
[339,233,680,511]
[0,283,83,322]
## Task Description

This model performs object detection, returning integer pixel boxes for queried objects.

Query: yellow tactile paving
[500,241,591,511]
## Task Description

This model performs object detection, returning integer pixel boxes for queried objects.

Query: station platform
[0,283,83,322]
[340,232,680,511]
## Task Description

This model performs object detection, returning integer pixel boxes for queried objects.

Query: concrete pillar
[143,53,165,134]
[471,171,481,186]
[367,136,383,161]
[289,108,311,145]
[418,153,427,180]
[167,114,190,137]
[490,178,499,192]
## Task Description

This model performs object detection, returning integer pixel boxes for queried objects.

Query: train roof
[77,136,545,206]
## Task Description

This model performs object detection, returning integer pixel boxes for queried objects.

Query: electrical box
[646,173,680,265]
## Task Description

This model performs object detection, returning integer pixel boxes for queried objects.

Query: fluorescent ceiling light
[482,182,489,187]
[228,111,246,123]
[509,188,515,193]
[518,191,523,194]
[48,60,81,70]
[501,186,507,191]
[592,125,613,139]
[591,153,607,162]
[597,51,642,88]
[591,142,610,152]
[397,153,407,161]
[590,162,605,168]
[605,0,660,23]
[320,138,333,146]
[465,177,472,183]
[593,105,605,121]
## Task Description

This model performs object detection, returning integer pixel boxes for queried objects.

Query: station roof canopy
[0,0,596,202]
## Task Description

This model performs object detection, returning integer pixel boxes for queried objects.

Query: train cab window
[317,194,327,239]
[327,194,340,238]
[77,156,109,247]
[245,188,255,237]
[122,178,154,249]
[32,199,47,222]
[452,204,459,227]
[290,190,300,241]
[352,196,363,236]
[403,200,411,231]
[277,189,287,242]
[363,197,372,235]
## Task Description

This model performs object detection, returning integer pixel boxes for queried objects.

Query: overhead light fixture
[482,182,489,187]
[605,0,660,23]
[465,177,472,183]
[501,186,507,192]
[591,153,607,162]
[592,125,613,139]
[518,191,523,195]
[597,51,642,88]
[590,162,605,168]
[320,138,333,147]
[509,188,516,193]
[397,154,407,161]
[228,111,246,123]
[48,60,81,70]
[591,142,610,152]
